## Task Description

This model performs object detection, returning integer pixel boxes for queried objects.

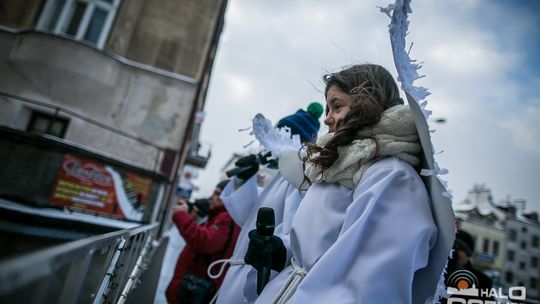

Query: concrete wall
[0,0,44,29]
[0,0,227,170]
[107,0,223,80]
[0,30,198,170]
[0,0,225,80]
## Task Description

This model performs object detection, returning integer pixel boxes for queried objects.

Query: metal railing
[0,91,166,172]
[0,223,159,304]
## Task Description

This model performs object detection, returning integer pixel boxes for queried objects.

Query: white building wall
[503,218,540,299]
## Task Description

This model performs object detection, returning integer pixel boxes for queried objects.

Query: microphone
[255,207,275,295]
[225,152,274,178]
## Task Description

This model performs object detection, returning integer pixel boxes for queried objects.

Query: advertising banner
[50,154,151,221]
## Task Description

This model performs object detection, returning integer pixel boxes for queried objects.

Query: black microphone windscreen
[256,207,275,237]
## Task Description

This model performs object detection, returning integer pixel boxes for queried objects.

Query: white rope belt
[207,258,245,279]
[206,258,245,304]
[272,257,307,304]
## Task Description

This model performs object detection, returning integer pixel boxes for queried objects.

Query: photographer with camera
[186,198,211,224]
[166,180,240,304]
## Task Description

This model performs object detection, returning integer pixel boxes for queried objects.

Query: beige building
[0,0,227,252]
[454,184,540,300]
[459,219,506,270]
[0,0,225,171]
[455,185,507,271]
[0,1,229,302]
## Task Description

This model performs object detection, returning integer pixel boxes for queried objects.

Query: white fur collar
[304,105,421,189]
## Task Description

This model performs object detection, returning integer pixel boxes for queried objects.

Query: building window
[37,0,121,49]
[481,238,490,253]
[531,278,538,289]
[508,229,517,241]
[519,261,526,270]
[507,250,515,262]
[522,227,528,233]
[532,257,539,268]
[521,241,527,250]
[506,271,514,283]
[533,235,539,248]
[492,241,499,256]
[27,111,69,138]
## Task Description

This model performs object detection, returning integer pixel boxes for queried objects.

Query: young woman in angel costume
[243,64,450,304]
[212,104,324,304]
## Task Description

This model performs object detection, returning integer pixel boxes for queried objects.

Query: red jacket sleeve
[172,211,233,254]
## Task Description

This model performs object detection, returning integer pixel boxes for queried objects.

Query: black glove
[235,155,259,180]
[244,229,286,272]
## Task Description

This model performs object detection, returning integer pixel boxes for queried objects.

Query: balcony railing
[0,223,159,303]
[185,140,212,168]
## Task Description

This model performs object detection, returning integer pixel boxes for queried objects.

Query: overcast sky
[193,0,540,213]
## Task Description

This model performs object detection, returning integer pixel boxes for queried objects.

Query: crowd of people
[165,64,480,303]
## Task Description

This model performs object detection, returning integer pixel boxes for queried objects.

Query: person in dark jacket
[166,180,240,304]
[445,230,493,302]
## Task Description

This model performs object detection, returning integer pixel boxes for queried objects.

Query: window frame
[508,229,517,241]
[492,240,499,256]
[532,256,539,268]
[37,0,121,49]
[482,238,490,254]
[507,249,515,262]
[506,271,514,283]
[26,111,69,138]
[532,235,539,248]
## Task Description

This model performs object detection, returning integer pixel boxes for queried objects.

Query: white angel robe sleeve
[220,175,259,227]
[274,181,304,257]
[292,158,437,304]
[243,182,304,302]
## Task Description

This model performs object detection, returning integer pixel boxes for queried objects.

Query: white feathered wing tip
[251,113,302,158]
[381,1,453,303]
[381,0,431,118]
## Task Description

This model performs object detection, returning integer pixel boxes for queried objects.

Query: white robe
[217,173,303,304]
[253,157,437,304]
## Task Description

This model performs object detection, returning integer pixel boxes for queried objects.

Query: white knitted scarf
[304,105,421,189]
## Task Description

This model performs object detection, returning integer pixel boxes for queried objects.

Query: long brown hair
[305,64,400,173]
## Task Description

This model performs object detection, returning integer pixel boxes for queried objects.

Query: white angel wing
[251,113,302,158]
[383,1,456,303]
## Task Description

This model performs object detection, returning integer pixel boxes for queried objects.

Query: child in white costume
[215,104,323,304]
[244,64,447,303]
